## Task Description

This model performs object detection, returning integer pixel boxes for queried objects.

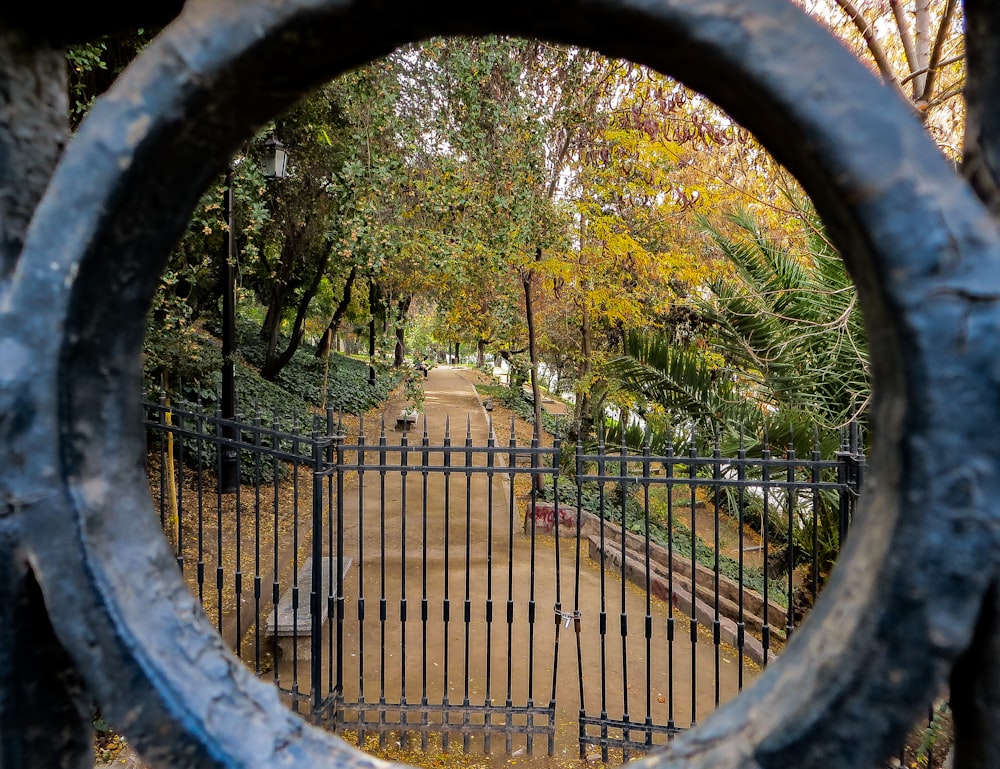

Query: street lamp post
[219,163,239,493]
[263,134,289,179]
[219,134,289,493]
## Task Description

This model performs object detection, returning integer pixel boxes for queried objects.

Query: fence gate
[320,417,563,756]
[566,430,865,762]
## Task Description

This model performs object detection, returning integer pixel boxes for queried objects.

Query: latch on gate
[555,606,581,630]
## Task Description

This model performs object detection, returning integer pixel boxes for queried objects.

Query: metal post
[220,166,239,493]
[334,411,346,713]
[311,433,325,719]
[836,424,861,546]
[837,429,848,547]
[846,420,865,527]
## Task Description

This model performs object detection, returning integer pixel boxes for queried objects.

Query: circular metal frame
[4,1,1000,767]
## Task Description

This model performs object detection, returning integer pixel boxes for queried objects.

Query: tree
[607,203,868,444]
[703,208,869,432]
[603,203,868,590]
[331,56,454,373]
[801,0,965,152]
[248,87,356,380]
[67,30,156,129]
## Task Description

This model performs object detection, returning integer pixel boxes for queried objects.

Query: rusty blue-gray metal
[1,1,1000,768]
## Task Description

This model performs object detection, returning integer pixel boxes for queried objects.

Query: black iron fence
[143,398,865,762]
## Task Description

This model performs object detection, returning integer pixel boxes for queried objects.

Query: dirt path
[271,366,754,764]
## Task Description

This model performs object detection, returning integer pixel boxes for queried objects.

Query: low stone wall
[524,499,580,535]
[525,500,781,665]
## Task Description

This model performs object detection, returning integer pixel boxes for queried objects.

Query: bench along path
[273,366,751,760]
[266,556,353,660]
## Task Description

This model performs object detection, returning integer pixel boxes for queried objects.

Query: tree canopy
[103,3,964,442]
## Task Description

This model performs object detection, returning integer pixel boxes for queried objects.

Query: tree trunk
[393,294,411,368]
[523,262,543,437]
[477,339,486,369]
[523,260,545,493]
[260,288,284,367]
[574,228,595,443]
[575,301,593,441]
[261,250,330,380]
[367,276,378,384]
[316,264,357,358]
[912,0,931,100]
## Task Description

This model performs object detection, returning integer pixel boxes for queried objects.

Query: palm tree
[702,207,869,438]
[601,205,869,590]
[605,206,868,451]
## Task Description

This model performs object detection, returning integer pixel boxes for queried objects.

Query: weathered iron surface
[2,2,1000,769]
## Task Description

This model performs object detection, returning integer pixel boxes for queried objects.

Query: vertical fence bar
[235,421,244,656]
[420,417,430,750]
[597,425,609,763]
[856,427,867,494]
[442,416,452,752]
[326,407,337,712]
[378,419,388,746]
[158,394,168,533]
[311,429,325,720]
[736,428,746,690]
[851,420,866,517]
[253,410,263,672]
[712,431,722,708]
[665,433,676,733]
[838,425,850,548]
[618,431,630,757]
[175,407,185,575]
[356,418,367,741]
[463,417,473,752]
[290,422,302,711]
[505,418,517,755]
[484,415,496,755]
[335,414,346,716]
[575,434,587,760]
[526,425,539,757]
[688,429,698,727]
[548,429,561,758]
[196,405,206,606]
[399,424,409,733]
[270,413,281,691]
[215,405,225,639]
[785,441,796,643]
[234,440,244,658]
[811,430,821,608]
[642,431,653,747]
[761,439,772,667]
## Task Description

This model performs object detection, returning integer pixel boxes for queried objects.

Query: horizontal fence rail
[143,399,865,762]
